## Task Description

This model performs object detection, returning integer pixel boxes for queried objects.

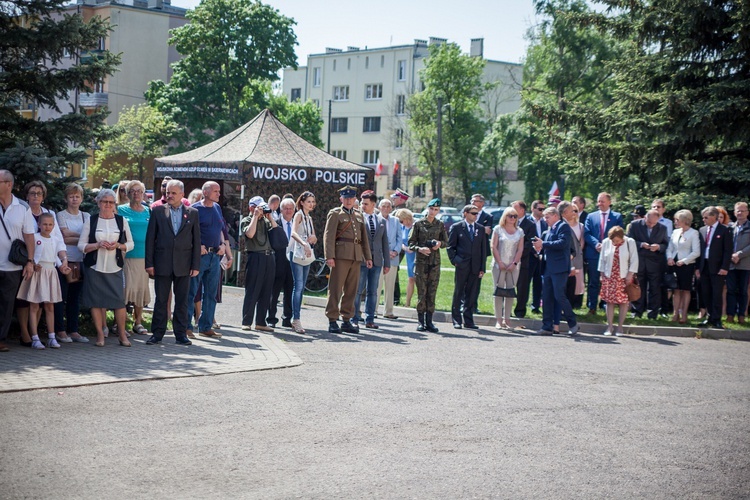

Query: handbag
[663,270,677,290]
[65,261,82,283]
[292,241,316,266]
[0,211,28,266]
[493,265,517,298]
[625,275,641,302]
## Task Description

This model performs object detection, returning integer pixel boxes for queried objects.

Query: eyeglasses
[28,191,44,197]
[119,189,126,193]
[129,190,143,194]
[100,200,115,205]
[468,212,479,216]
[571,209,579,213]
[507,214,518,219]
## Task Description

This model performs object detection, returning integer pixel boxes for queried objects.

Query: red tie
[706,225,712,243]
[600,213,607,240]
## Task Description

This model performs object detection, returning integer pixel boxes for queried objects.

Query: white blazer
[598,236,639,278]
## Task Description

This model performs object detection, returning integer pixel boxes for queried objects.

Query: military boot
[425,312,439,333]
[417,313,426,332]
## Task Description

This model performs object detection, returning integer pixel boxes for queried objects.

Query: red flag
[375,158,383,175]
[393,160,399,175]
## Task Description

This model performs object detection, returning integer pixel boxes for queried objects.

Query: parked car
[488,207,507,227]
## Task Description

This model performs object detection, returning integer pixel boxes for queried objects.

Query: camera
[426,239,438,248]
[259,203,272,214]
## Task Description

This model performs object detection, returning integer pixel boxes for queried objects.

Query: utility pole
[436,96,443,199]
[327,99,332,154]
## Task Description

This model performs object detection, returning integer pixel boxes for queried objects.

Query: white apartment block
[282,37,524,207]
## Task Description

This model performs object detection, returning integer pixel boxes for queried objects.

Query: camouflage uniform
[408,217,448,314]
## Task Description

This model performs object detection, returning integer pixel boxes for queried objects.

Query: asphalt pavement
[1,287,749,498]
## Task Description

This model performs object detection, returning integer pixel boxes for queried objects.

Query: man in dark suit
[354,190,390,329]
[627,209,669,319]
[145,179,201,345]
[268,198,294,328]
[697,206,733,329]
[447,204,487,329]
[520,200,548,315]
[573,196,588,226]
[470,194,493,314]
[512,200,537,318]
[583,192,624,315]
[533,207,579,336]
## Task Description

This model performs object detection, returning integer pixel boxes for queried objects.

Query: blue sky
[172,0,539,65]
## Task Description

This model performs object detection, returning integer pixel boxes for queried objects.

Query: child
[17,213,71,349]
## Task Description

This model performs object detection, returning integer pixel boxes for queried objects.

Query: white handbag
[292,240,316,266]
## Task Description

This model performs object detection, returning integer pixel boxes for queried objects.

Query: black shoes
[417,313,426,332]
[464,323,479,330]
[424,313,439,333]
[281,320,293,328]
[146,335,162,345]
[175,338,192,346]
[452,321,462,329]
[328,321,341,334]
[340,320,359,333]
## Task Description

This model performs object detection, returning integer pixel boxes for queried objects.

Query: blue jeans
[354,264,381,323]
[187,252,221,332]
[290,257,311,320]
[542,271,577,331]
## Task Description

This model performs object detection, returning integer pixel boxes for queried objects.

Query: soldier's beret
[427,198,441,207]
[338,186,357,198]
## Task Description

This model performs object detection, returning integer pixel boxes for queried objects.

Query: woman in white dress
[491,208,524,329]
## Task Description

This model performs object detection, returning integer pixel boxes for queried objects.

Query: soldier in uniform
[408,198,448,332]
[324,186,373,334]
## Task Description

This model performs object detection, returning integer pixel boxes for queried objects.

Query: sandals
[133,324,149,335]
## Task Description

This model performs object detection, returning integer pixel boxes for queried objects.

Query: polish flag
[548,181,560,197]
[375,158,383,175]
[393,160,399,175]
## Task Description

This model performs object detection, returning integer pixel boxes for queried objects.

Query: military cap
[391,188,410,201]
[338,185,357,198]
[426,198,441,207]
[361,190,375,197]
[631,204,646,217]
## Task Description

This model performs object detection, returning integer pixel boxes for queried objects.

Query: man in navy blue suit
[583,192,624,315]
[447,204,487,329]
[533,206,579,336]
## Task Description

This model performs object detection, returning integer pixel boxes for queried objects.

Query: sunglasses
[468,212,479,216]
[507,214,518,219]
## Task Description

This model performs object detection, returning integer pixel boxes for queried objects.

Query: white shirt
[78,217,134,273]
[704,222,719,259]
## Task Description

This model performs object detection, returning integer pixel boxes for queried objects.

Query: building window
[365,83,383,100]
[290,88,301,101]
[313,67,321,87]
[312,99,320,108]
[80,158,88,180]
[331,150,347,160]
[97,37,105,51]
[396,94,406,115]
[395,128,404,149]
[365,56,369,69]
[363,117,381,133]
[398,60,406,81]
[333,59,336,71]
[94,79,105,93]
[381,55,385,68]
[414,183,425,198]
[332,85,349,101]
[330,118,348,133]
[348,58,351,70]
[363,150,379,165]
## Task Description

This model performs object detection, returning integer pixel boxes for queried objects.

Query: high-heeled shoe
[95,341,105,347]
[20,338,32,347]
[118,339,131,347]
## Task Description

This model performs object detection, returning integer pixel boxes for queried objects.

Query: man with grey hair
[627,208,668,319]
[0,170,36,352]
[378,198,401,319]
[145,179,201,345]
[268,197,295,328]
[727,202,750,324]
[698,206,733,329]
[533,207,579,336]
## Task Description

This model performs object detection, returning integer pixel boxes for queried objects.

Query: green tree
[145,0,298,149]
[536,0,750,212]
[518,0,620,201]
[479,114,521,205]
[267,92,324,149]
[89,104,177,182]
[0,0,120,192]
[407,43,487,202]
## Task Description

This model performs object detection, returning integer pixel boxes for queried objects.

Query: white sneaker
[603,329,613,336]
[615,331,623,337]
[31,340,45,349]
[47,338,61,349]
[56,335,73,343]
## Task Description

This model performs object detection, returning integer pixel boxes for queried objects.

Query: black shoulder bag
[0,210,28,266]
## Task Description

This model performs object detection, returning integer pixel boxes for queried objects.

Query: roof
[155,109,369,173]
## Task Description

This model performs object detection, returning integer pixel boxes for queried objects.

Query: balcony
[79,92,108,108]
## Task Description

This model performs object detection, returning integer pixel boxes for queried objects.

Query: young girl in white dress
[16,213,71,349]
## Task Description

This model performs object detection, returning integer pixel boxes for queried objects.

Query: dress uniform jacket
[324,207,372,262]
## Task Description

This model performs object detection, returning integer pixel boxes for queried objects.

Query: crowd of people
[1,166,748,352]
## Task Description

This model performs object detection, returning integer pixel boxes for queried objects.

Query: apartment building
[282,37,524,206]
[15,0,188,185]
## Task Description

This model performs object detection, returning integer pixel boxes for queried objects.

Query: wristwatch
[27,259,33,264]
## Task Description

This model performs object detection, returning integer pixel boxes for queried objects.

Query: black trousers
[515,256,542,316]
[152,273,191,341]
[0,270,22,341]
[452,267,479,325]
[700,262,726,325]
[242,252,275,327]
[268,253,293,324]
[634,258,664,318]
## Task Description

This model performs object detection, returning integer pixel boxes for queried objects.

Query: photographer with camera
[240,196,278,332]
[408,198,448,332]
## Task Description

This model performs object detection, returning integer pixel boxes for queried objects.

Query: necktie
[600,212,607,240]
[286,221,291,240]
[468,223,474,241]
[369,215,375,238]
[706,225,712,243]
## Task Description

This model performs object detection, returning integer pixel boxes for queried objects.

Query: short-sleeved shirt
[192,201,224,248]
[240,214,273,252]
[117,204,150,259]
[57,209,91,262]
